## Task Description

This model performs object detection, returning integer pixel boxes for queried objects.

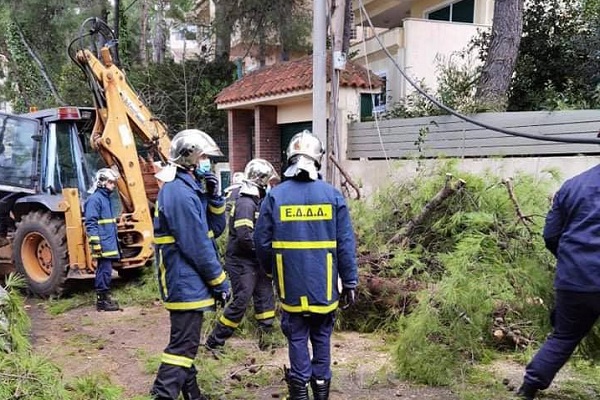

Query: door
[279,121,313,173]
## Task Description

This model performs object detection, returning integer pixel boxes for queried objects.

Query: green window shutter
[360,94,373,120]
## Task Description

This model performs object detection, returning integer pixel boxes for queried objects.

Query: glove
[214,288,231,308]
[89,238,102,259]
[340,287,356,310]
[203,172,220,198]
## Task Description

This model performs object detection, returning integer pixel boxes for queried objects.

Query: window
[427,0,474,23]
[373,74,387,113]
[0,115,37,190]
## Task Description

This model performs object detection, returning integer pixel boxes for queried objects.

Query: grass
[45,267,159,316]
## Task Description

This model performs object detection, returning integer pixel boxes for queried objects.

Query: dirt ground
[26,301,459,400]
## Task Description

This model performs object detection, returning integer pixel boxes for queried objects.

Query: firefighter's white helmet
[168,129,223,169]
[243,159,278,189]
[286,130,325,167]
[94,168,119,188]
[232,172,245,185]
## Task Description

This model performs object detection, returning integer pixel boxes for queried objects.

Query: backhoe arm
[75,46,171,214]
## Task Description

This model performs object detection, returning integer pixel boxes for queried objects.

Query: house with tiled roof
[215,55,381,177]
[209,0,494,184]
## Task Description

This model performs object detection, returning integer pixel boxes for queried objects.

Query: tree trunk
[152,1,167,64]
[214,0,232,60]
[475,0,525,109]
[14,23,64,106]
[139,0,148,66]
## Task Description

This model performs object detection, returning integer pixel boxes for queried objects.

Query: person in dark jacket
[205,159,278,353]
[84,168,121,312]
[150,129,231,400]
[254,130,358,400]
[517,165,600,400]
[222,172,245,231]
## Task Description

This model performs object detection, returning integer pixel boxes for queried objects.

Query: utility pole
[313,0,328,178]
[328,0,348,184]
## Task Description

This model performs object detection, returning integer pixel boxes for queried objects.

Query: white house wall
[342,156,600,198]
[278,101,314,124]
[403,18,488,97]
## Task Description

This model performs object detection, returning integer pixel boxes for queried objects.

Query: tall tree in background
[0,0,109,111]
[212,0,233,59]
[211,0,311,66]
[475,0,525,109]
[508,0,600,110]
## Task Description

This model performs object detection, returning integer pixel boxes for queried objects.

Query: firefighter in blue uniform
[223,172,244,230]
[205,159,279,352]
[254,131,358,400]
[517,164,600,399]
[150,129,231,400]
[84,168,121,312]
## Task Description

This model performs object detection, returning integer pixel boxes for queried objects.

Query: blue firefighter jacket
[544,164,600,292]
[154,170,230,311]
[254,178,358,314]
[226,193,260,267]
[84,188,120,259]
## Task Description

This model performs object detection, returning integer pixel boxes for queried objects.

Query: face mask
[195,159,211,176]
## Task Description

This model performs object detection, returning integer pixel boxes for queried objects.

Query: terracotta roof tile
[216,55,382,105]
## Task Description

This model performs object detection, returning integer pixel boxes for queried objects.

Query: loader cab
[23,107,100,199]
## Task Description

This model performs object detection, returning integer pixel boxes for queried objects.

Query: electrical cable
[358,3,393,175]
[357,0,600,145]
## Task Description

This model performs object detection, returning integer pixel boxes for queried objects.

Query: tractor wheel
[12,211,69,297]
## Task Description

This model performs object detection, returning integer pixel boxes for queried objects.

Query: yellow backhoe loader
[0,18,172,296]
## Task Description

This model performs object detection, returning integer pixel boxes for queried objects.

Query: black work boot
[182,366,208,400]
[96,291,120,312]
[258,326,275,351]
[311,377,331,400]
[516,383,537,400]
[204,335,224,359]
[285,368,309,400]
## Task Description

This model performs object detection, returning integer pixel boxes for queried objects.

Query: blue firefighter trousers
[280,310,336,383]
[210,262,275,345]
[524,290,600,390]
[95,258,113,292]
[151,310,203,399]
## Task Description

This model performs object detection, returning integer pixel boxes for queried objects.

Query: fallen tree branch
[387,175,466,247]
[0,372,44,384]
[359,272,423,310]
[329,154,361,199]
[502,178,533,233]
[229,363,283,380]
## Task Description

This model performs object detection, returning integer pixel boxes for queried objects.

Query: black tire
[12,211,69,297]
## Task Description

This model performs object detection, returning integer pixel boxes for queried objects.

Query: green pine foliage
[350,163,558,384]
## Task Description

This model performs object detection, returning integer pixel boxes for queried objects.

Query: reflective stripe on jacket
[254,178,358,314]
[84,188,119,259]
[154,170,230,311]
